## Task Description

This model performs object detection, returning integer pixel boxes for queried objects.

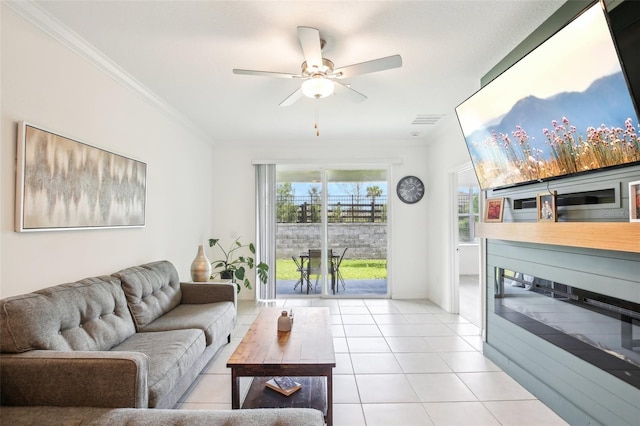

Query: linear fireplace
[494,268,640,389]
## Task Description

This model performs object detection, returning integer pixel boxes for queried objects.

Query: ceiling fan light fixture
[233,27,401,106]
[301,75,335,99]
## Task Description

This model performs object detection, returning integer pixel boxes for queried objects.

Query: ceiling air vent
[411,114,445,125]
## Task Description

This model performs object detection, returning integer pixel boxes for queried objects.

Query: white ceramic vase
[190,244,212,282]
[277,310,292,332]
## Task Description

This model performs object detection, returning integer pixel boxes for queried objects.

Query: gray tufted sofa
[0,260,237,410]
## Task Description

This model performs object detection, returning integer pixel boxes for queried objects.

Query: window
[458,186,479,243]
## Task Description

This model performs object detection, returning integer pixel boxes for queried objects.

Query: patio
[276,279,387,297]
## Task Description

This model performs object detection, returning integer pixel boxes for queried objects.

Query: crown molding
[251,158,403,165]
[4,0,212,143]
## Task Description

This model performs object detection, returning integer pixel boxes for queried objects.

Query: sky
[290,182,388,197]
[277,168,389,197]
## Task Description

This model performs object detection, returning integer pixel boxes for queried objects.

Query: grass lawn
[275,258,387,280]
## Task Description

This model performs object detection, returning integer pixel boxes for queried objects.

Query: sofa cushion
[141,301,235,346]
[113,261,182,330]
[0,276,135,353]
[0,406,326,426]
[110,329,205,408]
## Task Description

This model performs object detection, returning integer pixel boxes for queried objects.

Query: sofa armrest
[0,350,149,408]
[180,282,237,306]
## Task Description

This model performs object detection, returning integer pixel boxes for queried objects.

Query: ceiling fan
[233,26,402,106]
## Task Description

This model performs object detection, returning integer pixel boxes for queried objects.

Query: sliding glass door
[326,168,388,297]
[274,165,388,298]
[275,167,324,297]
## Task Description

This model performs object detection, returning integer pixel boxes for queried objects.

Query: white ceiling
[30,0,564,145]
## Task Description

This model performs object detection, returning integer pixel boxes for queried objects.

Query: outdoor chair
[291,255,310,293]
[334,247,348,292]
[307,249,334,292]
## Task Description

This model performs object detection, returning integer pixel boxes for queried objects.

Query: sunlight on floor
[179,298,567,426]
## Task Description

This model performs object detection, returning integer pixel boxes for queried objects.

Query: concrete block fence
[276,223,387,259]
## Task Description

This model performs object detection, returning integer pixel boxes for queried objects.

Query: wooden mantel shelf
[476,222,640,254]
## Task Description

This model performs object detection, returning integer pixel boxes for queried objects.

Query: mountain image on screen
[465,72,635,157]
[463,71,639,190]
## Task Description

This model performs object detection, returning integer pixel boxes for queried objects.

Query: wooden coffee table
[227,307,335,425]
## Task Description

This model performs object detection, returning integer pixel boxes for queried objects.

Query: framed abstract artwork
[15,122,146,232]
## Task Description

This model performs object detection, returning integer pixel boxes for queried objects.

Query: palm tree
[366,185,383,204]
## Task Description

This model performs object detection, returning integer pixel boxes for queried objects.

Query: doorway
[274,166,389,298]
[453,166,482,327]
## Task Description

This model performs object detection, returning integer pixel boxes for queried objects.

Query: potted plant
[208,237,269,293]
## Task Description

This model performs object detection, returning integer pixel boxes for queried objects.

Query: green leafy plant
[208,237,269,293]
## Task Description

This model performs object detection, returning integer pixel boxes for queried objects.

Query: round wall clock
[396,175,425,204]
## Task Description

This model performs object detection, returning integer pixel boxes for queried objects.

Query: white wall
[210,140,431,301]
[0,4,475,308]
[1,6,215,298]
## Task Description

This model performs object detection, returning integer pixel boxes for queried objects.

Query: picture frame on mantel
[485,197,505,223]
[537,191,557,222]
[629,180,640,222]
[15,122,147,232]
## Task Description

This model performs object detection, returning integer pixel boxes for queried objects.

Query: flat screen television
[455,1,640,191]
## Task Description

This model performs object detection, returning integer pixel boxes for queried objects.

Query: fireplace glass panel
[494,268,639,389]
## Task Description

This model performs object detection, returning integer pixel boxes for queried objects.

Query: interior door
[455,167,482,327]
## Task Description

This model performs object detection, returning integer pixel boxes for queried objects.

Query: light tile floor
[179,298,568,426]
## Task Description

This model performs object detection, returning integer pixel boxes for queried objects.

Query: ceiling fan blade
[279,88,304,107]
[334,81,367,103]
[333,54,402,79]
[233,69,300,79]
[297,26,323,70]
